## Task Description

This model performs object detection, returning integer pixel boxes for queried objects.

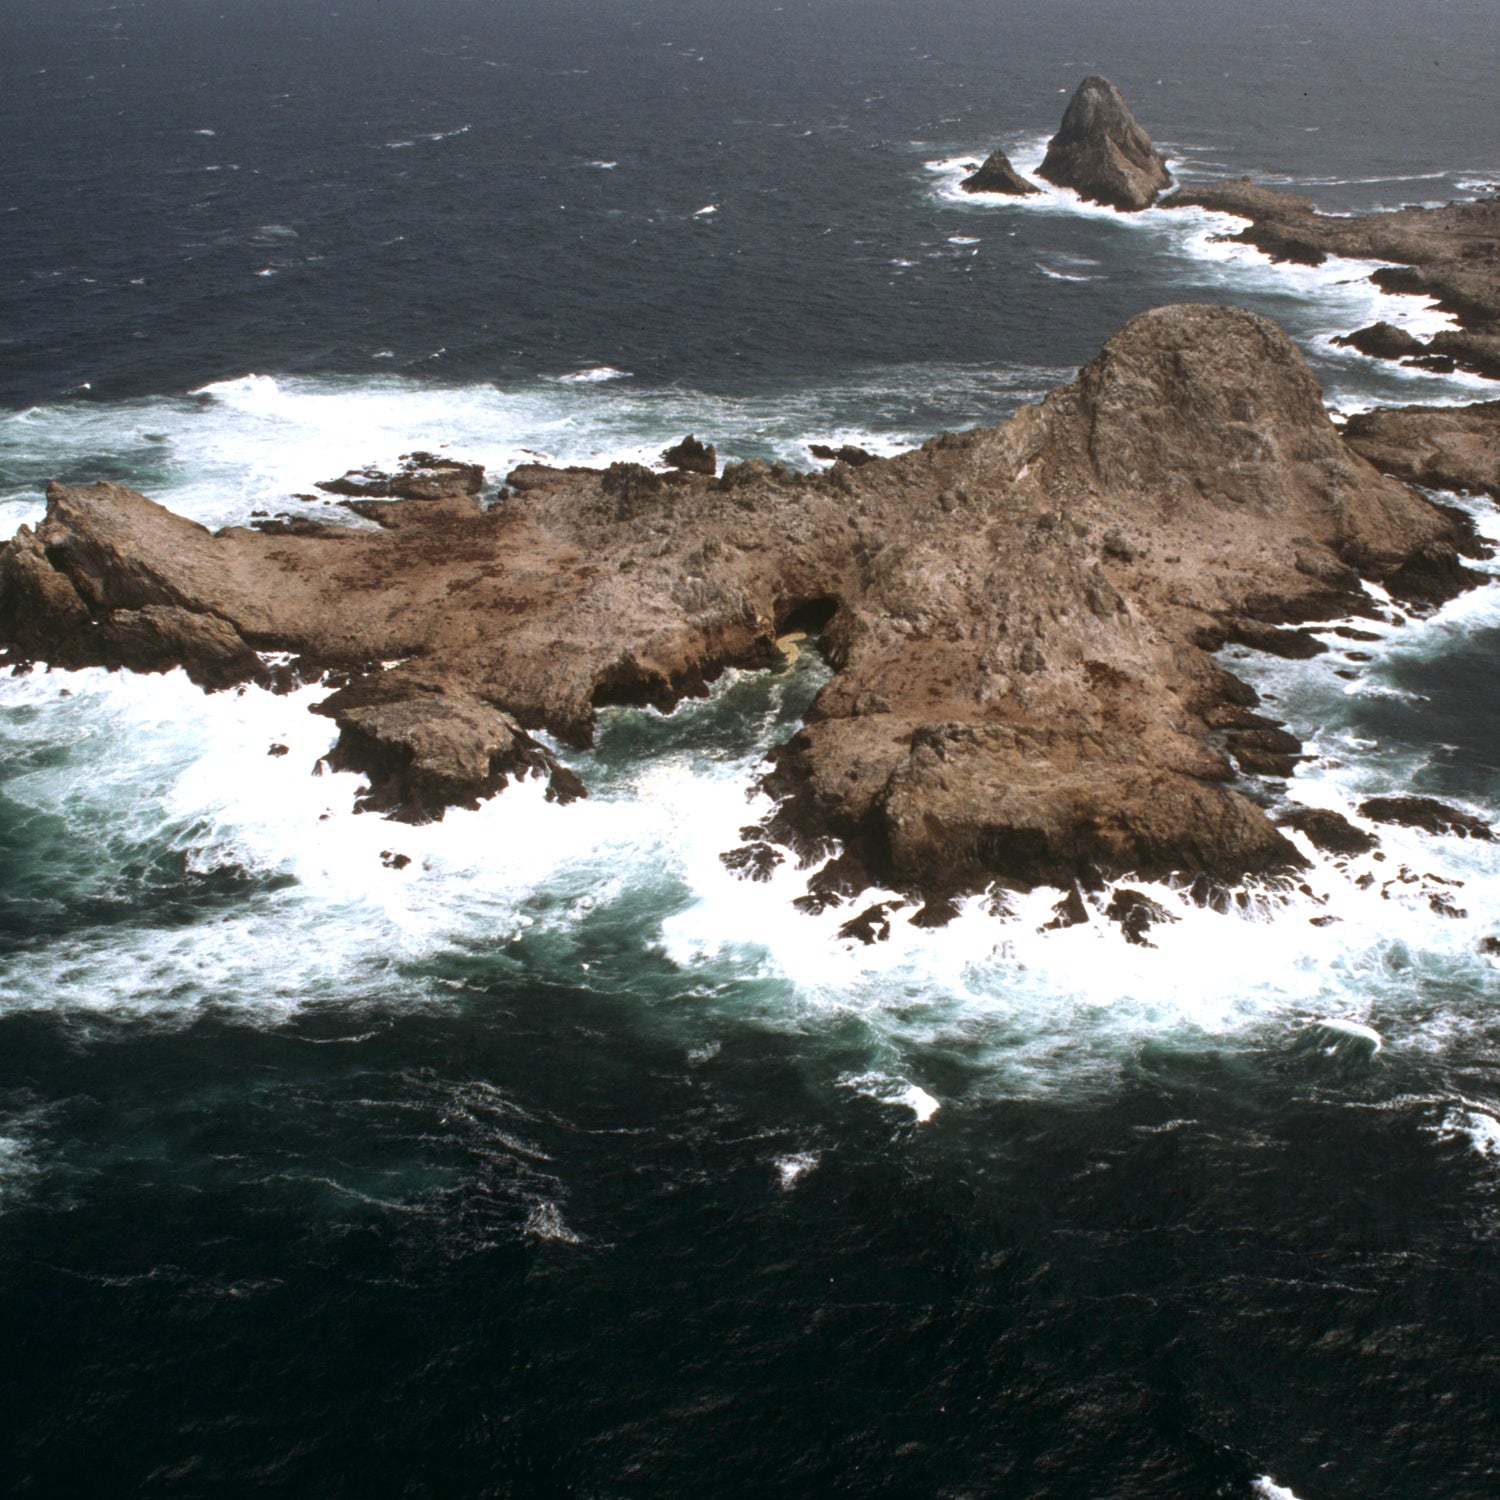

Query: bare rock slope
[0,306,1481,903]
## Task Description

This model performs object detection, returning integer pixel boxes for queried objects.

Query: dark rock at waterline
[315,676,585,824]
[1427,330,1500,381]
[720,836,784,881]
[1041,884,1090,931]
[838,901,900,944]
[1340,400,1500,500]
[1227,621,1329,659]
[1227,726,1304,778]
[961,147,1040,197]
[317,452,484,501]
[99,603,269,691]
[1381,538,1486,606]
[1334,322,1426,360]
[1037,76,1172,212]
[2,306,1480,901]
[1358,795,1494,840]
[662,434,717,476]
[1104,887,1178,946]
[910,895,962,928]
[808,443,877,467]
[1277,806,1378,857]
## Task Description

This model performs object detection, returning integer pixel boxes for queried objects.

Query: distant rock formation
[1037,76,1172,211]
[0,306,1483,905]
[808,443,876,467]
[316,452,484,501]
[1163,180,1500,378]
[961,147,1040,197]
[1342,400,1500,500]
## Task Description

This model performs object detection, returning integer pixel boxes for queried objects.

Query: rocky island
[963,74,1172,210]
[1,305,1485,919]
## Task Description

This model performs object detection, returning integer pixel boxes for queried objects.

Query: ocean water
[3,2,1500,1495]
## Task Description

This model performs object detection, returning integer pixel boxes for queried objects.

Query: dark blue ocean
[3,3,1500,1495]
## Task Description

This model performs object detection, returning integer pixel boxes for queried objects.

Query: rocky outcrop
[1358,796,1494,840]
[809,444,876,467]
[1334,323,1426,361]
[1342,400,1500,499]
[317,451,484,501]
[315,674,585,821]
[0,305,1483,904]
[1037,76,1172,212]
[1163,180,1500,378]
[961,147,1040,197]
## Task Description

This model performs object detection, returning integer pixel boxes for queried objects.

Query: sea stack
[1037,76,1172,211]
[961,147,1040,197]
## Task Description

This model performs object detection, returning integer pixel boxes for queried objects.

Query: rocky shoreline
[1160,179,1500,381]
[2,304,1489,920]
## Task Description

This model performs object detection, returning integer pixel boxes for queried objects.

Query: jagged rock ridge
[0,305,1482,905]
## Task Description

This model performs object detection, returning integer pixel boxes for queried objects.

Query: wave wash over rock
[0,306,1482,906]
[1038,75,1173,211]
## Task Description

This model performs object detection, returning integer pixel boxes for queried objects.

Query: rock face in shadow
[961,147,1040,197]
[0,305,1483,901]
[1037,76,1172,211]
[1343,400,1500,500]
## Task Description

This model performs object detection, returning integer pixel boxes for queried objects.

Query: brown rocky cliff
[0,305,1480,900]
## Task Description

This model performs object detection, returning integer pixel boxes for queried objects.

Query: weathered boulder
[100,605,266,691]
[808,443,877,467]
[315,676,585,822]
[1276,806,1379,857]
[961,147,1040,197]
[1037,76,1172,211]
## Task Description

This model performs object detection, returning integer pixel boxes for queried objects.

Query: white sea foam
[4,595,1500,1099]
[0,362,1068,541]
[1437,1108,1500,1161]
[1252,1478,1304,1500]
[524,1201,584,1243]
[773,1152,820,1189]
[546,366,632,384]
[0,1129,39,1209]
[840,1072,941,1123]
